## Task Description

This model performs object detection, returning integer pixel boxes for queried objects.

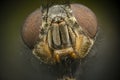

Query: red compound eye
[71,4,97,38]
[21,9,42,49]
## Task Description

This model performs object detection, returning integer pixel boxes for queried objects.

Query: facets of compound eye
[21,9,42,49]
[71,4,98,38]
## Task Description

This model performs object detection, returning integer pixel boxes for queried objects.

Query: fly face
[32,5,94,64]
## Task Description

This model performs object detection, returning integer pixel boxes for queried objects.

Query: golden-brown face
[21,4,97,64]
[32,5,94,64]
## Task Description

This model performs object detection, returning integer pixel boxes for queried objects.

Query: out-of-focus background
[0,0,119,80]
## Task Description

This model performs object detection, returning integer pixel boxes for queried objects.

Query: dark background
[0,0,119,80]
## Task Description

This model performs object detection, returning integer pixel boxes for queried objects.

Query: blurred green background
[0,0,119,80]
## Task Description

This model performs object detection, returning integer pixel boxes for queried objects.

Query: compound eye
[21,9,42,49]
[71,4,97,38]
